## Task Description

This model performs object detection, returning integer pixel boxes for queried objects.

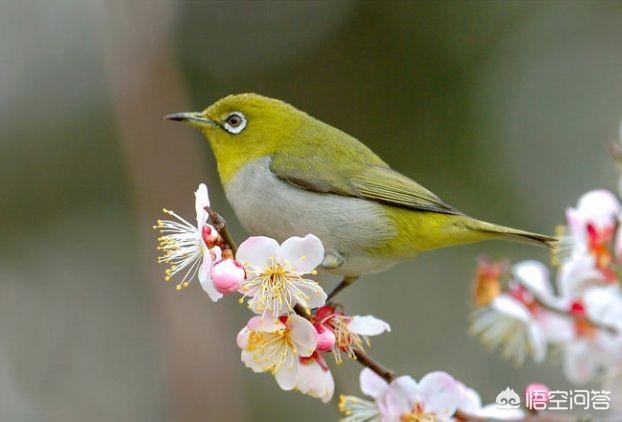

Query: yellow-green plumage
[166,93,554,277]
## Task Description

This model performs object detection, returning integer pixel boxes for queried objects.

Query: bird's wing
[270,153,461,215]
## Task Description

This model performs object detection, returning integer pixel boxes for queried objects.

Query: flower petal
[478,404,525,420]
[563,339,599,384]
[557,254,603,298]
[527,323,547,364]
[584,286,622,329]
[194,183,210,227]
[236,327,249,349]
[236,236,280,271]
[296,360,334,403]
[572,190,620,231]
[274,361,298,391]
[198,251,223,302]
[286,315,318,357]
[417,371,460,419]
[278,234,325,274]
[456,382,482,414]
[513,260,552,299]
[241,350,272,373]
[491,295,531,322]
[359,368,389,400]
[348,315,391,336]
[383,376,417,420]
[294,280,327,309]
[537,312,574,344]
[246,316,285,333]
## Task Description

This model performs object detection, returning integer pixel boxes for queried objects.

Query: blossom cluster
[471,189,622,385]
[339,368,524,421]
[154,183,391,403]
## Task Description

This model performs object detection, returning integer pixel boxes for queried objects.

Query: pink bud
[211,259,245,294]
[202,224,220,247]
[524,383,550,411]
[316,326,336,352]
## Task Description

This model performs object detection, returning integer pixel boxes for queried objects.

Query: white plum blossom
[562,289,622,384]
[154,183,224,301]
[558,190,621,287]
[471,294,547,364]
[237,315,318,390]
[471,261,573,364]
[340,369,461,422]
[236,234,327,317]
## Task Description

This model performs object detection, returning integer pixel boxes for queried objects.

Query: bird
[165,93,555,298]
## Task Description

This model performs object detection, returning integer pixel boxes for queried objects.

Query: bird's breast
[224,157,398,275]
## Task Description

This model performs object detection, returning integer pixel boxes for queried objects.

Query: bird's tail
[469,219,558,249]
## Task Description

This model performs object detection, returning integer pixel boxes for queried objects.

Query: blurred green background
[2,1,622,421]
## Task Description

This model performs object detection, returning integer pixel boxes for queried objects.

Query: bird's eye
[223,112,247,134]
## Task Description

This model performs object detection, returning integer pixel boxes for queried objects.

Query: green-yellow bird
[166,93,554,296]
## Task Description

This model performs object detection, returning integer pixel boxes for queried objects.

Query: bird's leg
[326,275,359,302]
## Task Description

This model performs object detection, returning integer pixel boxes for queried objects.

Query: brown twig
[534,295,619,335]
[352,348,396,383]
[206,207,238,253]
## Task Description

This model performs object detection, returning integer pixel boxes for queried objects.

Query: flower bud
[315,326,336,352]
[202,224,220,247]
[211,259,245,294]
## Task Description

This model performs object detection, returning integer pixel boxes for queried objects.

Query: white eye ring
[223,111,247,134]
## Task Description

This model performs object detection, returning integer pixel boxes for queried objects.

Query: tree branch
[206,207,238,253]
[211,208,554,422]
[534,295,619,335]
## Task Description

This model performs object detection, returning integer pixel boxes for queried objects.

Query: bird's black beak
[164,112,218,127]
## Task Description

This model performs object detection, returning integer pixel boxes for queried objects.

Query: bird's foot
[320,251,345,270]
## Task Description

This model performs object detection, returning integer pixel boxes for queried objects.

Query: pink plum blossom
[236,234,327,317]
[340,369,461,422]
[380,372,460,421]
[237,314,318,390]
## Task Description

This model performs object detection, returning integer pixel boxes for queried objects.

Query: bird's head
[165,93,306,183]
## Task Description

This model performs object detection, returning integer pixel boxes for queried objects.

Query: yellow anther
[175,285,182,291]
